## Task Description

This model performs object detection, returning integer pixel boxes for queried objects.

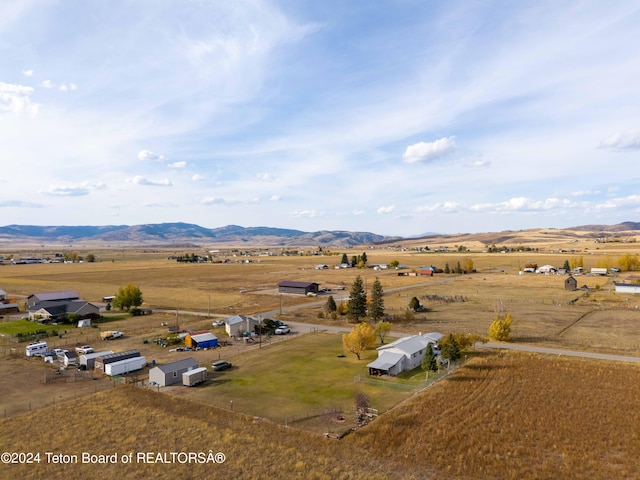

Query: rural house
[278,280,320,295]
[367,332,443,376]
[27,291,80,308]
[27,300,99,323]
[149,357,199,387]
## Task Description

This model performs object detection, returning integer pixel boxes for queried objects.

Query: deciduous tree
[374,321,392,344]
[342,322,375,360]
[112,283,143,311]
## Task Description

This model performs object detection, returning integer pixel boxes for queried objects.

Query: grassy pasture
[169,332,420,429]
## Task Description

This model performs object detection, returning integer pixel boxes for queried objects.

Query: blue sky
[1,1,639,237]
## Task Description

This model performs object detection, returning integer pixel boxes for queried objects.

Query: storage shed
[79,350,114,370]
[149,357,199,387]
[614,283,640,294]
[182,367,208,386]
[278,280,320,295]
[565,276,578,291]
[94,350,141,372]
[104,356,146,376]
[185,332,218,349]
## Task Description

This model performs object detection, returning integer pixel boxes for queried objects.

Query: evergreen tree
[444,263,450,274]
[341,253,349,264]
[325,295,337,314]
[563,259,571,271]
[440,333,461,363]
[347,275,367,322]
[408,296,422,312]
[369,278,385,322]
[421,343,438,373]
[361,251,368,265]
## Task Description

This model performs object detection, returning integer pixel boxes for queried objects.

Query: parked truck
[100,330,124,340]
[182,367,208,386]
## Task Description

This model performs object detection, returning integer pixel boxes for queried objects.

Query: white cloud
[599,130,640,150]
[192,174,205,181]
[22,69,33,77]
[292,209,323,218]
[416,202,460,213]
[0,199,43,208]
[137,150,165,162]
[352,209,365,215]
[257,172,278,182]
[168,161,186,168]
[47,185,91,196]
[0,81,40,114]
[270,194,281,201]
[471,197,575,213]
[594,195,640,210]
[464,159,491,168]
[201,196,226,206]
[403,137,456,164]
[129,175,172,187]
[41,80,55,89]
[377,206,396,214]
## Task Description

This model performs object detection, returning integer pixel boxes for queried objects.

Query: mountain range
[0,221,637,248]
[0,223,395,248]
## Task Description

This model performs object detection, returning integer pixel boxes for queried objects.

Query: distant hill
[569,221,640,232]
[0,223,393,247]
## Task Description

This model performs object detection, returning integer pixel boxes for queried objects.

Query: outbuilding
[94,350,141,373]
[149,357,199,387]
[184,332,218,349]
[565,276,578,291]
[615,283,640,294]
[225,315,261,338]
[78,350,114,370]
[278,280,320,295]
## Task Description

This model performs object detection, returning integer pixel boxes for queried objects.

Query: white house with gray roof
[148,357,199,387]
[368,332,443,376]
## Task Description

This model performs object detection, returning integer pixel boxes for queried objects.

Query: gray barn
[148,357,199,387]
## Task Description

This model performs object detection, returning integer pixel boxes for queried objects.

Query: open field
[2,351,640,479]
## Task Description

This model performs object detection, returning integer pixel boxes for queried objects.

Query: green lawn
[0,319,62,337]
[185,332,419,425]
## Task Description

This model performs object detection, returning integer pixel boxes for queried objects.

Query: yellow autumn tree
[342,322,376,360]
[489,311,512,341]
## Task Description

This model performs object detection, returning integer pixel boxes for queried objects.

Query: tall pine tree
[348,275,367,323]
[369,277,384,322]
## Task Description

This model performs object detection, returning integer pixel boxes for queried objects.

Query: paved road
[479,341,640,363]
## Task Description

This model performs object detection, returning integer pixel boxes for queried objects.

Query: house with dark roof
[27,291,80,308]
[148,357,199,387]
[278,280,320,295]
[28,300,99,323]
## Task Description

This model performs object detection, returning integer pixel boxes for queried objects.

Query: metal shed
[185,332,218,349]
[149,357,199,387]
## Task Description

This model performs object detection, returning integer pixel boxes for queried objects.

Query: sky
[1,1,639,237]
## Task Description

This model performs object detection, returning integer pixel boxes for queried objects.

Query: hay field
[2,351,640,479]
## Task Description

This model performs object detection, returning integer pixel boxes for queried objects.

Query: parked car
[75,345,94,355]
[275,325,290,335]
[212,320,225,327]
[212,360,232,371]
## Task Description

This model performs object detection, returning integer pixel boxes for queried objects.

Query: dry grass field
[2,351,640,479]
[1,231,639,478]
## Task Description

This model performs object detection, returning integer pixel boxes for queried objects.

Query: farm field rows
[2,351,640,479]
